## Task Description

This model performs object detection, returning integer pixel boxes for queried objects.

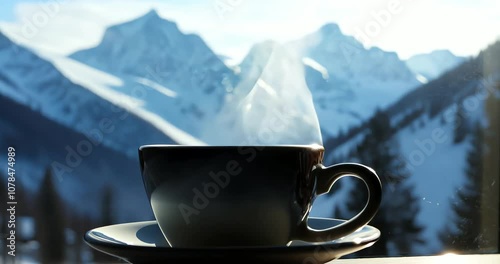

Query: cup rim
[139,144,324,151]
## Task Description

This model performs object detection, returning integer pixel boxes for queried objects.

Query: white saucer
[85,217,380,264]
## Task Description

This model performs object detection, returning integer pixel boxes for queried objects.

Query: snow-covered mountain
[406,50,466,83]
[0,31,188,158]
[287,23,421,137]
[212,22,422,144]
[71,9,237,138]
[67,17,422,145]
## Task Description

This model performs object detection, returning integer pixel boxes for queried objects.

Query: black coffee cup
[138,144,381,248]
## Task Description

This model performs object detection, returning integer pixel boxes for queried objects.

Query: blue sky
[0,1,18,21]
[0,0,499,62]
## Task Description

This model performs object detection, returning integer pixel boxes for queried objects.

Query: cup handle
[295,163,382,242]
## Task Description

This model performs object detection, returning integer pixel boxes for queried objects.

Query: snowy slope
[394,94,486,253]
[406,50,466,82]
[38,51,205,146]
[396,108,470,254]
[70,10,237,140]
[311,92,488,255]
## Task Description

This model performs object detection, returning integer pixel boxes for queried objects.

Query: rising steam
[202,41,323,146]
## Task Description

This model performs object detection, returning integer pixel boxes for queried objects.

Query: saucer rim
[84,217,380,264]
[84,217,380,251]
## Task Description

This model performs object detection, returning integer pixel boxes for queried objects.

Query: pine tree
[93,185,121,263]
[65,209,82,264]
[453,103,468,143]
[100,185,114,227]
[36,167,66,264]
[345,109,423,256]
[440,123,484,252]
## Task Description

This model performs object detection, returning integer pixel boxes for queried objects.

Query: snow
[126,108,207,146]
[302,57,329,79]
[416,74,429,84]
[134,77,177,98]
[324,131,367,164]
[37,51,206,146]
[37,51,143,110]
[397,113,469,254]
[310,177,355,218]
[287,23,421,136]
[69,10,235,142]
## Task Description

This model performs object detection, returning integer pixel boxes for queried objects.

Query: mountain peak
[406,49,466,80]
[409,49,462,61]
[134,9,164,25]
[142,9,160,19]
[319,23,342,35]
[101,8,178,38]
[430,49,454,56]
[429,49,466,60]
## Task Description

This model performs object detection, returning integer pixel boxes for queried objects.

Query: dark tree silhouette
[92,185,121,263]
[468,40,500,253]
[482,85,500,250]
[15,180,31,218]
[345,109,424,256]
[440,123,484,252]
[100,185,115,227]
[36,167,66,264]
[453,102,468,144]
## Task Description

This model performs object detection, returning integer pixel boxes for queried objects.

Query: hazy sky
[0,0,499,62]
